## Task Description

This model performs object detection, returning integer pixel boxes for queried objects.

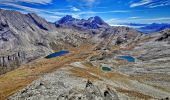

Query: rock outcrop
[0,52,26,66]
[0,9,57,74]
[0,51,26,74]
[156,29,170,42]
[57,80,120,100]
[9,67,120,100]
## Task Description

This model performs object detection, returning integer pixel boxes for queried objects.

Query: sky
[0,0,170,25]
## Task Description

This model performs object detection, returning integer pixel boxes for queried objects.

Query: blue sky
[0,0,170,25]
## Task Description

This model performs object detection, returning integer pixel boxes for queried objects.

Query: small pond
[117,56,135,62]
[102,67,112,71]
[45,50,69,59]
[101,64,112,72]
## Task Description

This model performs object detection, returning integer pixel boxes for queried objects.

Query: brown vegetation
[115,87,154,100]
[0,44,95,99]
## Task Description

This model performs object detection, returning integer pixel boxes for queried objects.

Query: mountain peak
[89,16,102,20]
[56,15,109,29]
[58,15,76,24]
[0,9,55,31]
[88,16,105,25]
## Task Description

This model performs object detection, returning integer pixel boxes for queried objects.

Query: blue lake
[45,50,69,58]
[117,56,135,62]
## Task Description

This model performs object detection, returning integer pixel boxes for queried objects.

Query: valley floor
[0,43,170,100]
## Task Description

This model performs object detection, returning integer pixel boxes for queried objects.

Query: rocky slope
[0,9,91,74]
[7,28,170,100]
[9,68,121,100]
[0,9,56,58]
[156,28,170,42]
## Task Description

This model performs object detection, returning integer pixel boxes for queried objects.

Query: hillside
[0,9,170,100]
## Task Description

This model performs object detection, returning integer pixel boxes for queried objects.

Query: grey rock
[0,9,90,74]
[156,28,170,42]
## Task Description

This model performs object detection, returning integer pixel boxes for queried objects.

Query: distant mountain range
[121,23,170,33]
[55,15,109,30]
[56,15,170,33]
[138,23,170,33]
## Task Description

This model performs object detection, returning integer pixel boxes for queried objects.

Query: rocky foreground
[7,29,170,100]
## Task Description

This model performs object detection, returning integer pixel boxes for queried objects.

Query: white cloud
[67,0,97,7]
[133,17,170,23]
[44,15,61,22]
[0,2,68,22]
[0,0,52,5]
[129,17,140,19]
[146,0,170,8]
[71,14,81,18]
[1,2,42,12]
[138,17,170,21]
[1,2,70,15]
[49,16,62,19]
[130,0,152,7]
[130,0,170,8]
[19,0,52,4]
[78,10,130,15]
[106,17,170,26]
[71,7,81,11]
[106,18,124,26]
